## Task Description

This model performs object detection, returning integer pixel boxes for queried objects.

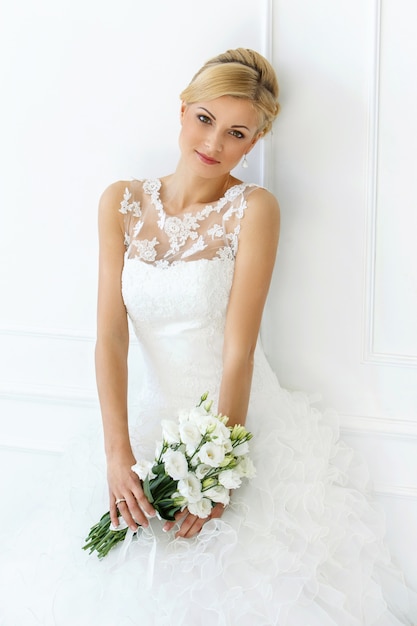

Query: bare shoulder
[98,180,132,216]
[243,186,280,232]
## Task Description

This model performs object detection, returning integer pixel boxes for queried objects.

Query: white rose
[177,473,202,503]
[236,455,256,479]
[161,419,180,444]
[179,420,202,453]
[218,468,242,490]
[188,497,213,518]
[204,485,230,506]
[163,449,189,480]
[198,442,226,467]
[233,441,249,456]
[131,459,155,480]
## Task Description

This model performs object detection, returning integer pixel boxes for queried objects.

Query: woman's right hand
[107,452,156,531]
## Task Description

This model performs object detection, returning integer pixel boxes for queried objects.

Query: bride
[1,48,415,626]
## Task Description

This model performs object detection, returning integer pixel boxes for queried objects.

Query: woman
[1,48,415,626]
[96,47,280,541]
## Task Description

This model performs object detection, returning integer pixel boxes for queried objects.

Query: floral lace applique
[216,246,234,262]
[163,215,200,256]
[181,235,207,259]
[132,238,159,263]
[226,226,241,256]
[119,188,142,217]
[207,224,224,240]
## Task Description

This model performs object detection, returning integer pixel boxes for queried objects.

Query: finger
[116,499,142,531]
[175,513,203,539]
[129,472,157,519]
[109,492,119,527]
[210,503,225,519]
[176,503,225,538]
[163,509,188,532]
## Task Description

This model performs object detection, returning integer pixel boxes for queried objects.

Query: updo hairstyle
[180,48,280,136]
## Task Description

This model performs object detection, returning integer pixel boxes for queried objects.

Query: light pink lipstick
[196,151,220,165]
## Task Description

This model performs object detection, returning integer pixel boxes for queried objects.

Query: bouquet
[83,394,255,558]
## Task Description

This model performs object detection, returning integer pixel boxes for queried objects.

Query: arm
[95,182,155,531]
[218,187,280,425]
[170,188,280,537]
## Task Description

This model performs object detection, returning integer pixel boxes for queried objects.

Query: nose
[205,128,223,153]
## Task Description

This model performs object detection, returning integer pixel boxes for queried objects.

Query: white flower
[198,442,226,467]
[195,463,211,479]
[233,441,249,456]
[179,420,202,453]
[188,407,206,422]
[188,497,213,518]
[218,468,242,490]
[163,449,189,480]
[198,416,230,446]
[177,473,202,503]
[204,485,230,506]
[236,455,256,479]
[131,459,155,481]
[161,419,180,445]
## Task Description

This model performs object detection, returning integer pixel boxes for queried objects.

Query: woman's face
[179,96,261,177]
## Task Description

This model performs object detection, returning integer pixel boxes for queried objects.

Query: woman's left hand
[162,502,225,539]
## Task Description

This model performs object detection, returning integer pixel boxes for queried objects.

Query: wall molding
[0,323,95,342]
[340,412,417,439]
[373,483,417,501]
[0,436,64,455]
[362,0,417,368]
[0,381,97,406]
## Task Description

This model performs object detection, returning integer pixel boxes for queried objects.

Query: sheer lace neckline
[120,178,257,267]
[143,178,248,226]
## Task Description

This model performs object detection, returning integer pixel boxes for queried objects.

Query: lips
[195,151,220,165]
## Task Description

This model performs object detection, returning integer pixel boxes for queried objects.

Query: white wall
[264,0,417,590]
[0,0,269,449]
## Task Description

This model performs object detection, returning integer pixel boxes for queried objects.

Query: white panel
[365,0,417,361]
[266,0,417,590]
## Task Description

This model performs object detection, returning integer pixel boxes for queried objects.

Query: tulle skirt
[1,366,416,626]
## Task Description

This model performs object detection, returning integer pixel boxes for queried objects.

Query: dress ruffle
[1,384,416,625]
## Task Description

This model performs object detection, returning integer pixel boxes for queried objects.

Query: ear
[180,101,187,123]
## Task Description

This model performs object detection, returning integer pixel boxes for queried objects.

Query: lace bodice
[119,178,259,267]
[120,178,262,426]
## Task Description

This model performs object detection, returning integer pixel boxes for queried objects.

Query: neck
[161,165,235,212]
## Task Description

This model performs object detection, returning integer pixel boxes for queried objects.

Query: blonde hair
[180,48,280,136]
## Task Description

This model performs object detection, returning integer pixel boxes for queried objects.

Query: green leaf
[142,476,154,503]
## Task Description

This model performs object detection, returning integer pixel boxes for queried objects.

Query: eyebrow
[198,107,251,131]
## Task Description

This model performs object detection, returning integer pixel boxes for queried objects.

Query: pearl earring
[242,154,248,169]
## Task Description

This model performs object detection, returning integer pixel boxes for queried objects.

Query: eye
[229,130,245,139]
[197,114,211,124]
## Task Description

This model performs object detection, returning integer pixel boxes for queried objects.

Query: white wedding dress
[1,179,416,625]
